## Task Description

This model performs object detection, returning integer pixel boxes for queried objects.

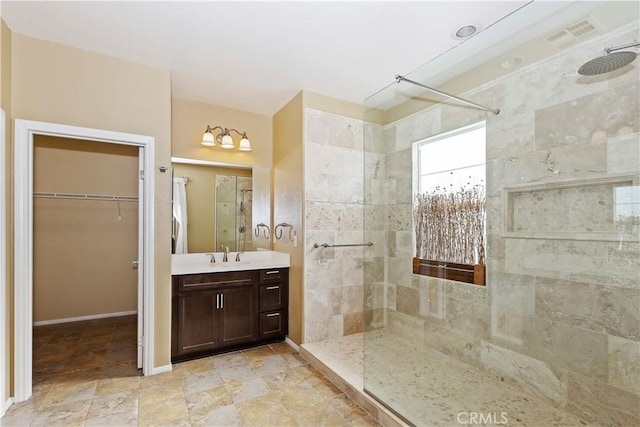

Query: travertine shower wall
[369,24,639,426]
[304,109,369,342]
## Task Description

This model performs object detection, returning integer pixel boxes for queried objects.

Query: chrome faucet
[235,252,241,262]
[223,246,229,262]
[205,253,216,263]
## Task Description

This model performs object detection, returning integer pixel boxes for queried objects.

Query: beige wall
[273,91,304,344]
[172,163,250,253]
[11,34,173,371]
[303,91,365,121]
[1,20,11,110]
[33,135,139,322]
[171,98,272,168]
[1,17,12,402]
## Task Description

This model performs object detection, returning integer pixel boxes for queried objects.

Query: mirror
[171,157,271,254]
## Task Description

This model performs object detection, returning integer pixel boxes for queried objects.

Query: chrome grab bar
[313,242,374,249]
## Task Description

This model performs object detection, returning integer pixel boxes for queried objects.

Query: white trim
[14,119,156,402]
[0,109,7,418]
[285,337,300,352]
[33,311,138,327]
[149,364,173,375]
[171,156,252,170]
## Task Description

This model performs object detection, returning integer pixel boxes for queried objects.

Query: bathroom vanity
[171,252,289,362]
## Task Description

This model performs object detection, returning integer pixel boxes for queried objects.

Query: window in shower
[615,184,640,237]
[413,121,487,285]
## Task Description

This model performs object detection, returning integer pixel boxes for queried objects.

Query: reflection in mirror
[171,159,253,254]
[215,174,253,252]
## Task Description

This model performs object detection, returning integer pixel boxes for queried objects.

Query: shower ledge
[300,335,408,427]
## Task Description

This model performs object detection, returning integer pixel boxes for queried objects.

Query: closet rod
[33,192,138,202]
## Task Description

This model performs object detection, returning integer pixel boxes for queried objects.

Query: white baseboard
[33,310,137,326]
[285,337,300,352]
[2,397,13,417]
[149,364,173,376]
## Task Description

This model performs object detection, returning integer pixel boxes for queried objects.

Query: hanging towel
[172,177,189,254]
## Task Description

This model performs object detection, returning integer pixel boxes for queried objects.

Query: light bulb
[220,134,234,149]
[238,137,252,152]
[201,131,215,146]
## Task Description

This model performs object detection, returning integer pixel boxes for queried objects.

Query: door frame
[0,109,8,416]
[13,119,155,402]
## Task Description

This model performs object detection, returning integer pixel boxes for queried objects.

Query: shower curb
[299,344,409,427]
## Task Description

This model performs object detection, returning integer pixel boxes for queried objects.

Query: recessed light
[455,25,477,39]
[451,22,483,40]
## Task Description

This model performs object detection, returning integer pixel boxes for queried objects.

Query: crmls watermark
[456,411,509,425]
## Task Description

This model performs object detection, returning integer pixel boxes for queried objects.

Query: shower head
[577,42,640,76]
[578,51,637,75]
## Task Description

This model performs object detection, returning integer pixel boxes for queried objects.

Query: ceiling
[2,1,539,115]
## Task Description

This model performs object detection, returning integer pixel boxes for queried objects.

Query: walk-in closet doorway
[13,120,155,403]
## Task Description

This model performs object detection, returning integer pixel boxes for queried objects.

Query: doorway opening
[13,120,155,402]
[32,135,140,391]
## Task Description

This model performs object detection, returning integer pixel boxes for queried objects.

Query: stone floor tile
[228,376,270,404]
[7,318,377,427]
[94,375,141,398]
[190,403,244,427]
[139,378,184,406]
[31,399,91,427]
[84,407,138,427]
[40,379,97,408]
[185,383,234,420]
[138,396,189,427]
[88,388,139,416]
[173,356,216,377]
[269,341,297,354]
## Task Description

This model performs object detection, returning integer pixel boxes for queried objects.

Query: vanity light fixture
[201,125,252,151]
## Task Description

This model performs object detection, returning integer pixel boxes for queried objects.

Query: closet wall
[33,135,139,323]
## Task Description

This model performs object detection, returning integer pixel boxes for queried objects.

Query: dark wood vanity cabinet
[172,267,288,362]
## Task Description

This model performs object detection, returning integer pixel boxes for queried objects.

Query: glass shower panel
[363,1,640,425]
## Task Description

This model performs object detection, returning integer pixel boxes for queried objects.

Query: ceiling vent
[544,17,601,50]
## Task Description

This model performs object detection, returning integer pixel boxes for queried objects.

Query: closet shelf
[33,192,138,202]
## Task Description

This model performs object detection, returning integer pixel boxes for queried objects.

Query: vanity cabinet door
[218,285,257,347]
[176,292,218,356]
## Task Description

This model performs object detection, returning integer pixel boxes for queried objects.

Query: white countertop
[172,251,290,275]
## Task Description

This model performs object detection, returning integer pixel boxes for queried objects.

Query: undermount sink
[171,251,290,275]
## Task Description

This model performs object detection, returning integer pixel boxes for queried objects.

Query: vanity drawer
[259,284,284,311]
[259,311,285,338]
[175,271,254,293]
[259,268,285,284]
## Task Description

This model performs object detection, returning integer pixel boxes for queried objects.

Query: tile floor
[0,316,378,427]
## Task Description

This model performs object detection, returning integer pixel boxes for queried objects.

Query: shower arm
[604,42,640,54]
[395,75,500,115]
